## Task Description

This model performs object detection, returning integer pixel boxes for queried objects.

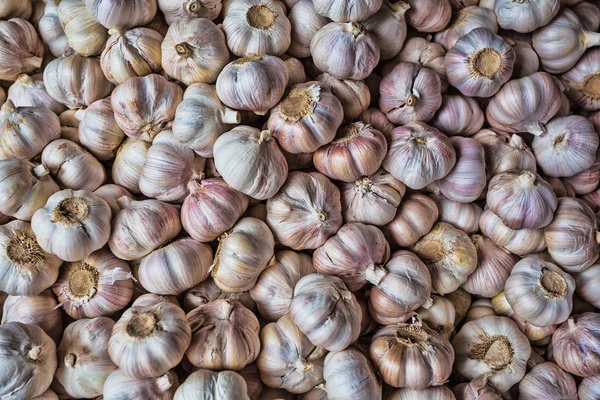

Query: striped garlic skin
[158,0,222,24]
[287,0,328,58]
[404,0,451,32]
[575,263,600,308]
[446,288,471,326]
[0,0,32,19]
[508,38,540,79]
[76,98,125,161]
[238,364,263,400]
[479,209,547,256]
[561,48,600,111]
[434,6,498,50]
[82,0,157,30]
[7,73,66,114]
[362,1,409,60]
[0,19,43,81]
[323,349,382,400]
[465,299,496,322]
[174,370,250,400]
[57,0,107,56]
[572,1,600,31]
[359,108,395,139]
[494,0,559,33]
[103,370,179,400]
[564,149,600,195]
[317,73,370,122]
[551,313,600,377]
[432,193,482,234]
[518,362,577,400]
[32,389,60,400]
[452,375,502,400]
[282,56,307,89]
[384,192,438,248]
[387,386,455,400]
[39,0,74,58]
[111,138,151,194]
[417,294,456,340]
[430,95,484,137]
[183,277,256,314]
[474,130,537,180]
[2,290,63,344]
[579,376,600,400]
[313,0,382,22]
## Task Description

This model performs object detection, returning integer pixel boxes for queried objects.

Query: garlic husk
[103,369,179,400]
[266,171,342,250]
[362,1,409,60]
[494,0,559,33]
[0,19,43,81]
[563,149,600,195]
[317,73,370,122]
[183,277,256,314]
[238,364,264,400]
[158,0,222,24]
[109,300,191,378]
[575,263,600,308]
[462,235,518,298]
[474,130,537,179]
[452,375,502,400]
[507,38,540,79]
[323,349,382,400]
[56,317,116,398]
[561,48,600,111]
[0,322,57,400]
[430,95,484,137]
[480,209,547,256]
[432,193,482,234]
[174,370,250,400]
[452,315,531,393]
[383,192,438,248]
[111,138,151,194]
[57,0,108,56]
[100,27,164,85]
[465,298,496,322]
[313,0,382,22]
[579,376,600,400]
[7,74,65,114]
[186,299,260,370]
[290,274,361,351]
[446,287,472,326]
[387,386,455,400]
[434,6,498,50]
[83,0,157,29]
[417,295,456,340]
[93,184,133,219]
[39,0,74,58]
[287,0,328,58]
[551,313,600,377]
[76,98,126,161]
[0,0,32,19]
[404,0,452,32]
[518,362,577,400]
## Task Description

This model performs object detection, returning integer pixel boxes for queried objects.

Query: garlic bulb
[452,375,502,400]
[519,362,577,400]
[0,159,59,221]
[437,137,486,203]
[44,55,114,109]
[432,193,482,234]
[111,74,184,142]
[532,9,600,74]
[158,0,222,24]
[239,364,264,400]
[0,19,43,81]
[173,84,241,158]
[551,313,600,376]
[186,299,260,370]
[452,315,531,393]
[370,316,454,389]
[183,277,256,313]
[59,110,81,144]
[287,0,328,58]
[446,288,472,326]
[109,300,191,378]
[76,98,125,161]
[313,223,390,292]
[56,317,116,398]
[82,0,157,29]
[563,149,600,195]
[317,73,370,122]
[103,370,179,400]
[383,122,456,189]
[0,0,32,19]
[100,27,163,85]
[0,322,57,400]
[480,209,547,256]
[430,95,484,137]
[0,100,60,161]
[445,28,515,98]
[462,235,518,298]
[384,192,438,248]
[362,1,409,60]
[57,0,107,56]
[575,264,600,308]
[266,171,342,250]
[507,38,540,79]
[561,49,600,111]
[474,130,536,179]
[214,127,288,200]
[268,81,343,154]
[379,62,442,125]
[411,222,478,294]
[435,6,497,51]
[257,314,325,393]
[465,299,496,322]
[111,138,151,194]
[93,185,132,219]
[39,0,73,58]
[1,290,62,343]
[579,376,600,400]
[359,107,395,139]
[310,21,380,80]
[174,370,250,400]
[572,1,600,31]
[387,386,455,400]
[300,386,327,400]
[494,0,559,33]
[250,250,315,321]
[7,74,65,114]
[404,0,451,32]
[216,55,288,115]
[324,352,381,400]
[313,0,382,22]
[290,274,361,351]
[417,294,456,340]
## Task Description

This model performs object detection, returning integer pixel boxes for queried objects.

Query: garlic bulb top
[174,370,250,400]
[437,137,486,204]
[103,369,180,400]
[158,0,222,24]
[183,277,256,313]
[313,0,382,22]
[561,48,600,111]
[57,0,108,56]
[7,74,66,114]
[434,6,498,50]
[551,313,600,377]
[362,1,410,60]
[474,130,536,179]
[287,0,328,58]
[494,0,559,33]
[83,0,157,29]
[518,362,577,400]
[0,18,43,81]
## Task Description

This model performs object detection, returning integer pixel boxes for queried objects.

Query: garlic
[452,315,531,393]
[214,127,288,200]
[323,350,382,400]
[300,386,327,400]
[267,81,344,154]
[432,193,482,234]
[563,149,600,195]
[186,299,260,370]
[551,313,600,376]
[103,370,180,400]
[383,122,456,189]
[383,192,438,248]
[59,109,80,143]
[561,48,600,111]
[0,100,60,161]
[133,293,180,308]
[56,317,116,398]
[111,74,184,142]
[0,19,43,81]
[417,295,456,340]
[257,314,326,393]
[313,0,381,22]
[82,0,157,29]
[0,322,57,400]
[387,386,455,400]
[0,0,32,19]
[93,185,132,219]
[7,74,66,114]
[76,98,125,161]
[313,223,390,292]
[474,130,537,179]
[111,138,151,194]
[575,264,600,308]
[39,0,73,58]
[462,235,518,298]
[310,21,380,80]
[250,250,315,321]
[579,376,600,400]
[44,55,114,109]
[446,287,472,326]
[434,6,498,50]
[437,137,486,204]
[370,316,455,389]
[507,38,540,78]
[317,73,370,122]
[465,299,496,322]
[359,108,395,139]
[287,0,328,58]
[57,0,108,56]
[239,364,264,400]
[573,1,600,31]
[533,9,600,74]
[0,159,59,221]
[452,375,502,400]
[290,274,361,351]
[282,56,307,88]
[1,290,62,343]
[430,95,484,137]
[32,389,59,400]
[519,362,577,400]
[494,0,559,33]
[109,197,181,261]
[174,370,250,400]
[158,0,222,24]
[479,209,547,255]
[183,277,256,313]
[100,27,164,85]
[362,1,409,60]
[173,84,241,157]
[379,62,442,125]
[404,0,452,32]
[109,300,191,378]
[411,222,478,294]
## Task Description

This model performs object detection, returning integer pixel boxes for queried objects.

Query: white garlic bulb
[432,193,482,234]
[111,138,151,194]
[384,192,438,247]
[57,0,108,56]
[0,19,43,81]
[561,49,600,111]
[519,362,577,400]
[317,73,370,122]
[7,74,66,114]
[323,349,382,400]
[82,0,157,29]
[575,263,600,308]
[158,0,222,24]
[494,0,559,33]
[287,0,328,58]
[103,370,180,400]
[434,6,498,50]
[362,1,409,60]
[430,95,484,137]
[174,370,250,400]
[480,209,547,256]
[579,376,600,400]
[437,137,486,204]
[474,130,537,179]
[76,98,125,161]
[39,0,73,58]
[0,0,32,19]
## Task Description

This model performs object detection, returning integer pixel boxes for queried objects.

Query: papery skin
[83,0,157,29]
[446,288,472,326]
[561,48,600,111]
[480,209,546,256]
[430,95,484,137]
[494,0,559,33]
[93,184,132,219]
[551,313,600,377]
[474,130,536,180]
[287,0,328,58]
[76,98,125,161]
[452,375,502,400]
[31,389,60,400]
[579,376,600,400]
[359,107,395,139]
[384,192,438,248]
[158,0,222,24]
[103,370,180,400]
[404,0,451,32]
[519,362,577,400]
[111,138,151,194]
[313,0,382,22]
[7,74,66,115]
[572,1,600,31]
[434,6,498,50]
[184,277,256,314]
[437,137,486,204]
[362,1,409,60]
[1,290,62,344]
[0,0,32,19]
[318,73,370,122]
[417,295,456,340]
[563,149,600,195]
[174,370,250,400]
[323,349,381,400]
[238,364,264,400]
[0,18,43,81]
[387,386,455,400]
[59,110,80,143]
[39,0,73,58]
[508,38,539,79]
[432,193,482,234]
[575,263,600,308]
[57,0,107,56]
[465,299,496,322]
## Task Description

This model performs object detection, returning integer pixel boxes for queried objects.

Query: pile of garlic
[0,0,600,399]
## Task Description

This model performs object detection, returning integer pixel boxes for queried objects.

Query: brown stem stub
[246,5,276,30]
[470,48,503,79]
[52,197,89,226]
[175,43,192,56]
[232,55,263,66]
[469,335,513,371]
[393,325,431,350]
[582,74,600,100]
[540,268,567,298]
[68,263,100,298]
[280,89,313,120]
[5,230,44,277]
[127,311,158,338]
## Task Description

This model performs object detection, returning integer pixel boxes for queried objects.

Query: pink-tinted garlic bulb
[362,1,410,60]
[479,209,547,256]
[404,0,452,32]
[359,108,395,139]
[506,38,540,79]
[565,151,600,195]
[0,19,43,81]
[519,362,578,400]
[580,376,600,400]
[430,95,484,137]
[561,48,600,111]
[452,375,502,400]
[551,313,600,377]
[93,184,133,219]
[281,55,306,87]
[317,73,371,122]
[384,192,438,248]
[183,277,256,314]
[437,137,486,204]
[545,175,578,199]
[287,0,328,58]
[379,62,442,125]
[111,138,150,194]
[312,0,382,22]
[572,1,600,32]
[7,74,65,115]
[494,0,559,33]
[434,6,498,50]
[432,193,482,234]
[76,98,125,161]
[474,130,536,180]
[158,0,222,24]
[446,28,515,98]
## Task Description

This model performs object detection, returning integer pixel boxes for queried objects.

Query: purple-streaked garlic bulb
[323,349,382,400]
[158,0,222,24]
[506,38,540,79]
[2,290,63,344]
[572,1,600,32]
[7,74,65,115]
[494,0,559,33]
[575,264,600,308]
[93,185,132,219]
[561,48,600,111]
[76,98,125,161]
[287,0,328,58]
[519,362,578,400]
[362,1,409,60]
[82,0,157,30]
[474,130,537,180]
[551,313,600,377]
[432,193,482,234]
[430,95,484,137]
[437,137,486,204]
[434,6,498,50]
[480,209,546,256]
[384,192,438,248]
[0,19,43,81]
[580,376,600,400]
[445,28,515,98]
[404,0,452,32]
[282,55,307,87]
[359,107,395,139]
[317,73,371,122]
[111,138,150,195]
[388,386,455,400]
[312,0,382,22]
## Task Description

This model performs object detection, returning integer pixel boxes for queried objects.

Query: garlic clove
[404,0,452,32]
[82,0,157,30]
[465,298,496,322]
[57,0,108,56]
[518,362,577,400]
[318,73,371,122]
[432,193,482,234]
[416,294,456,340]
[480,209,547,256]
[430,95,484,137]
[174,369,250,400]
[287,0,328,58]
[362,1,410,60]
[7,73,66,115]
[39,0,74,58]
[111,138,151,195]
[579,375,600,400]
[313,0,382,22]
[387,386,455,400]
[0,0,33,19]
[474,130,537,180]
[383,192,438,248]
[75,98,126,161]
[103,369,180,400]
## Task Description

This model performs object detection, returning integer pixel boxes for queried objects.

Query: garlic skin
[388,386,455,400]
[359,107,395,139]
[268,81,343,154]
[0,19,43,81]
[266,171,342,250]
[44,55,114,109]
[32,389,59,400]
[404,0,451,32]
[250,250,315,321]
[173,84,241,158]
[379,62,442,125]
[572,1,600,31]
[317,73,370,122]
[93,185,132,219]
[176,370,251,400]
[438,137,486,204]
[287,0,328,58]
[100,27,163,85]
[111,74,184,142]
[0,322,57,400]
[57,0,107,56]
[462,235,518,298]
[290,274,361,351]
[82,0,157,29]
[430,95,484,137]
[39,0,73,58]
[474,130,537,180]
[434,6,497,51]
[465,299,496,322]
[453,375,502,400]
[76,98,125,161]
[384,192,438,248]
[58,110,81,145]
[417,294,456,340]
[563,150,600,195]
[340,168,406,226]
[579,376,600,400]
[109,301,191,379]
[0,101,60,161]
[257,314,325,393]
[445,28,515,98]
[432,193,482,234]
[383,122,456,190]
[0,159,59,221]
[301,386,328,400]
[7,74,66,115]
[214,127,288,200]
[1,290,62,344]
[310,21,380,80]
[0,0,32,19]
[323,349,382,400]
[103,370,180,400]
[480,209,547,256]
[452,316,531,393]
[183,277,256,314]
[370,317,454,389]
[313,0,382,22]
[519,362,577,400]
[158,0,222,24]
[561,48,600,111]
[551,313,600,377]
[446,288,472,327]
[575,264,600,307]
[111,138,151,194]
[362,1,409,60]
[494,0,559,33]
[56,317,116,398]
[507,38,539,79]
